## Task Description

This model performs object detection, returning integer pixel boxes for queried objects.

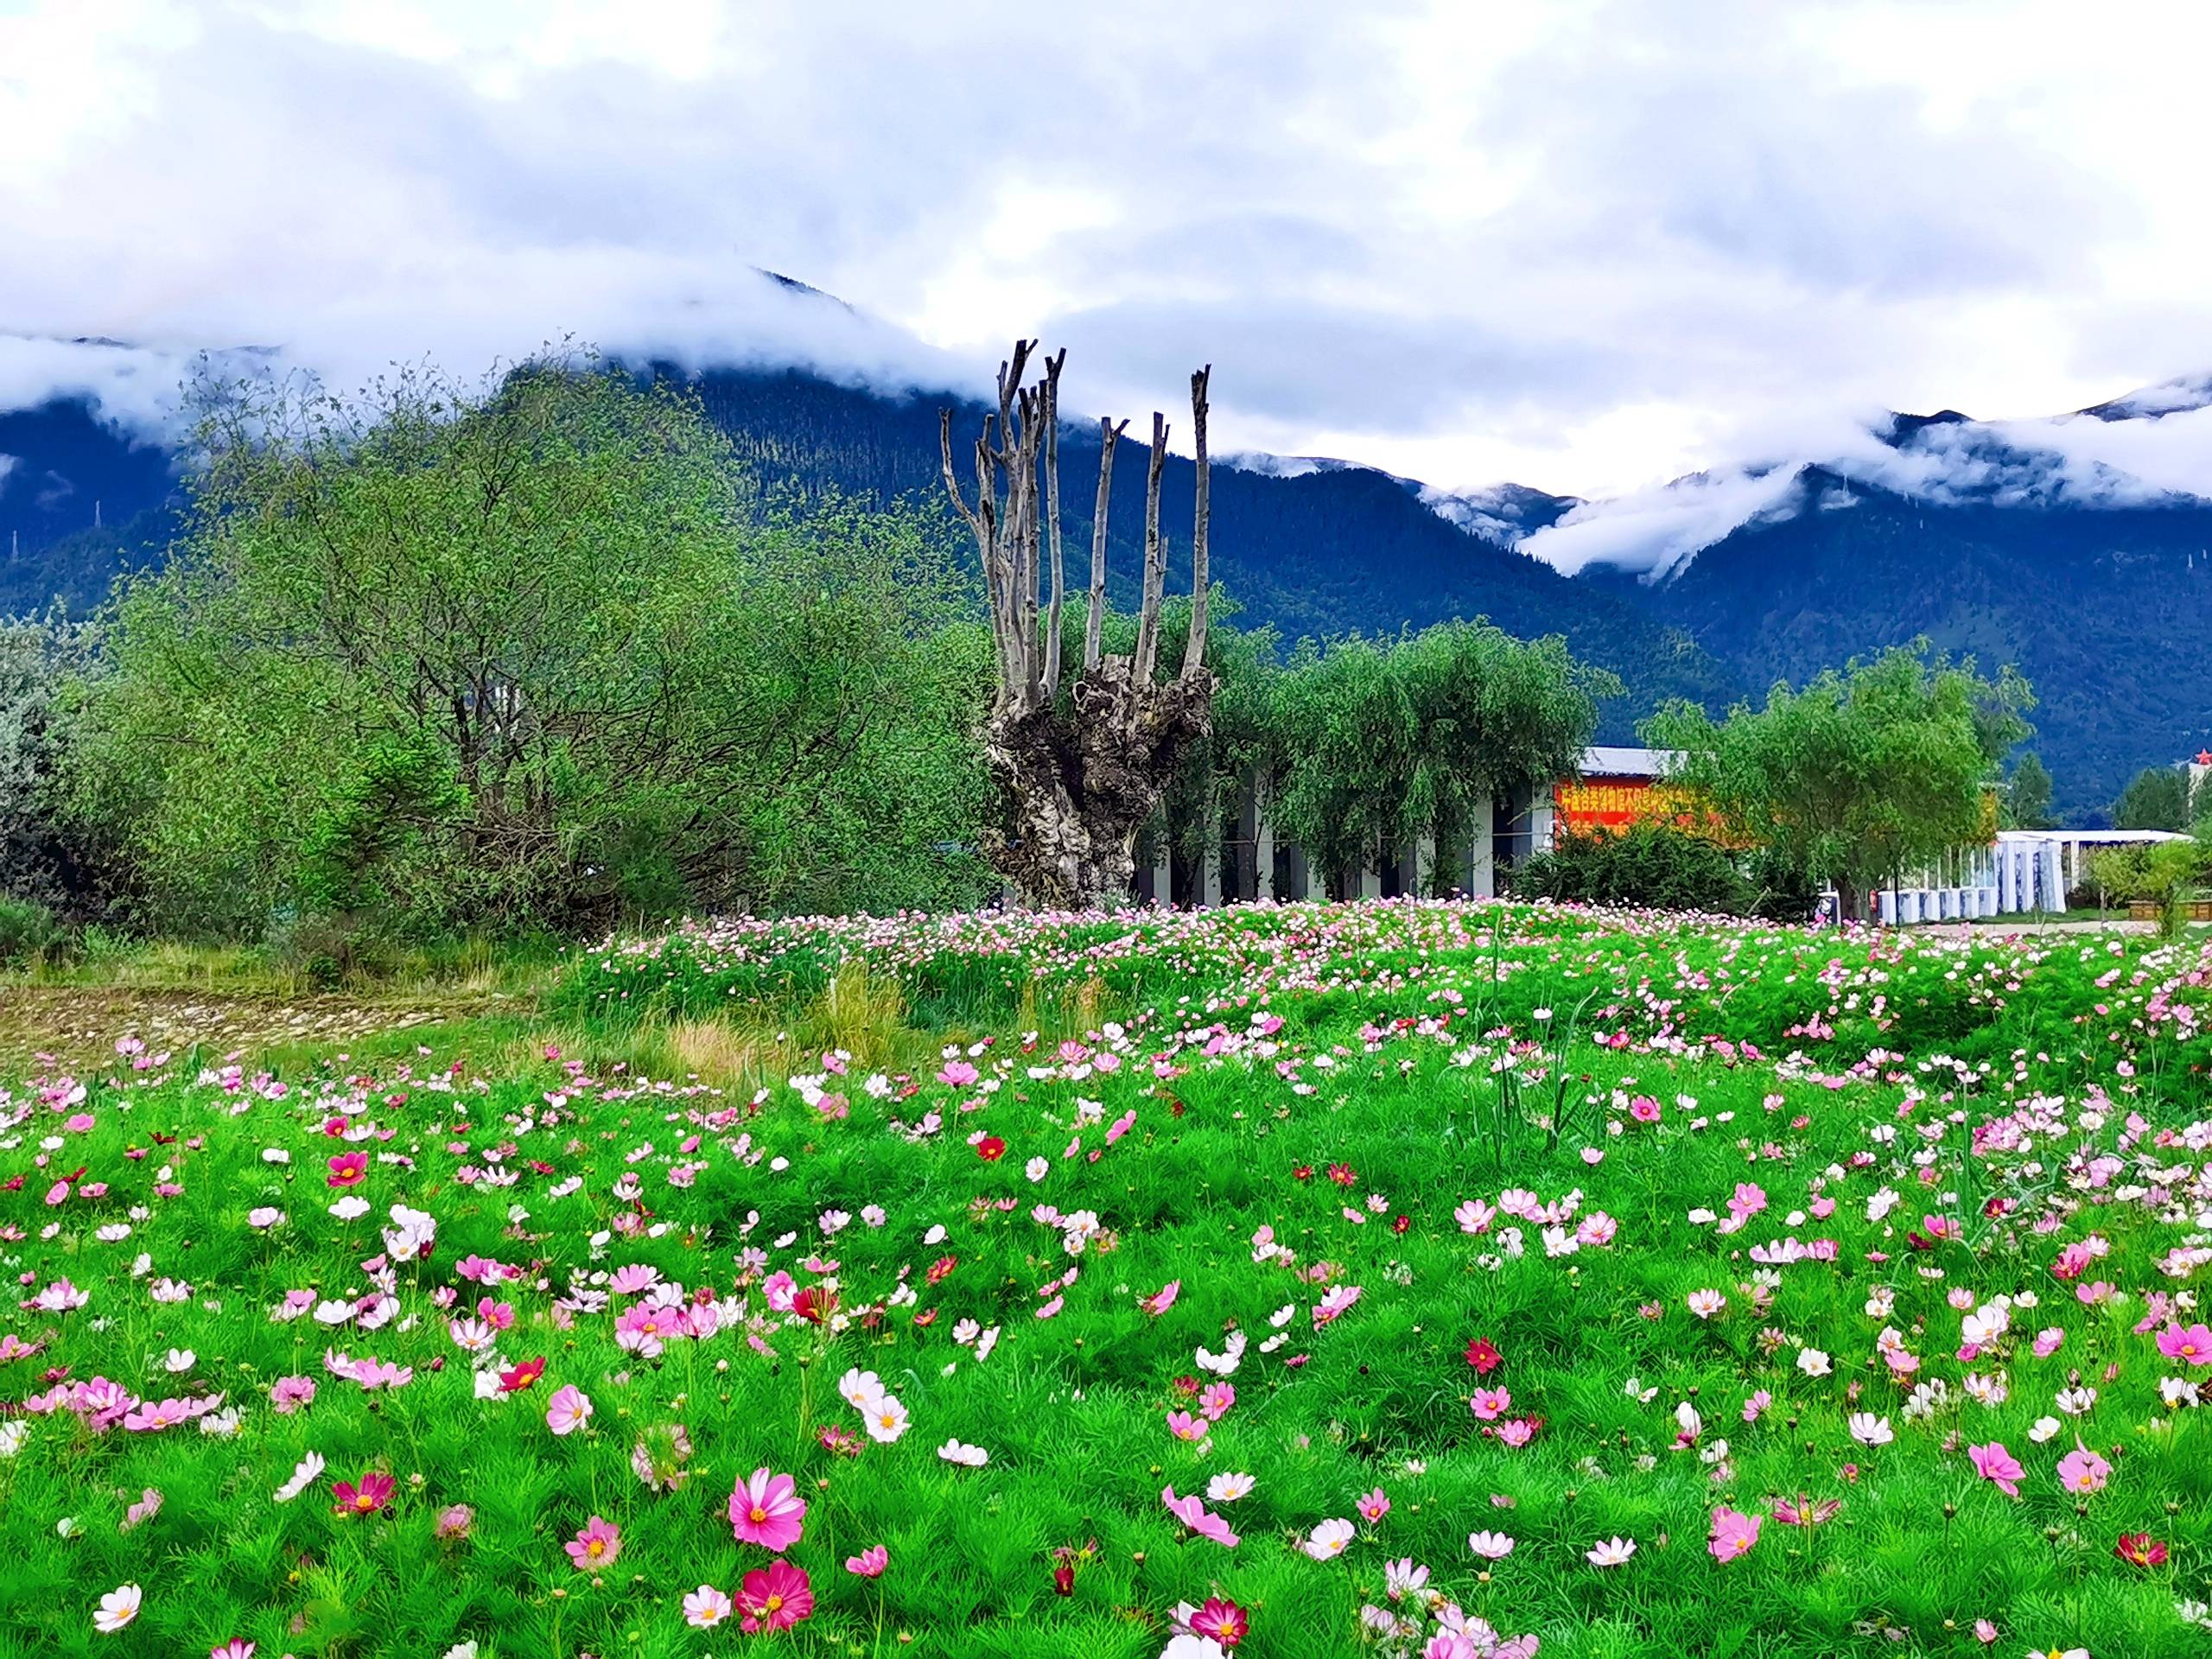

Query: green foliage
[0,893,60,963]
[60,357,995,939]
[2113,763,2191,830]
[2002,751,2055,830]
[1644,641,2031,916]
[1264,620,1618,893]
[1503,822,1751,913]
[0,610,107,918]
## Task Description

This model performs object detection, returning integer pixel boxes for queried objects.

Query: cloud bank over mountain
[9,0,2212,499]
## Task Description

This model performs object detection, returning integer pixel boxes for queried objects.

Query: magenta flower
[728,1466,806,1552]
[2156,1322,2212,1366]
[736,1558,813,1632]
[845,1544,888,1577]
[1356,1485,1390,1525]
[332,1470,395,1515]
[565,1514,621,1572]
[1967,1441,2024,1499]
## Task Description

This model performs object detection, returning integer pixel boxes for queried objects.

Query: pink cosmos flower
[2056,1444,2111,1495]
[1198,1382,1236,1421]
[565,1514,621,1572]
[736,1559,814,1632]
[845,1545,888,1577]
[1141,1280,1181,1317]
[546,1383,593,1436]
[1470,1387,1511,1421]
[1707,1505,1761,1561]
[325,1152,367,1188]
[1166,1409,1209,1444]
[2156,1322,2212,1365]
[728,1466,807,1552]
[435,1504,474,1540]
[1161,1487,1240,1548]
[1968,1441,2024,1499]
[1356,1485,1390,1525]
[210,1642,256,1659]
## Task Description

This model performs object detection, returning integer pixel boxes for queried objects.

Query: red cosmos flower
[332,1470,396,1515]
[1391,1215,1411,1235]
[1325,1162,1357,1187]
[976,1136,1007,1162]
[2115,1531,2168,1568]
[1292,1165,1313,1181]
[1052,1564,1075,1596]
[1465,1338,1503,1376]
[498,1356,546,1393]
[912,1307,938,1329]
[326,1152,368,1189]
[1191,1597,1249,1648]
[925,1255,958,1286]
[792,1286,836,1325]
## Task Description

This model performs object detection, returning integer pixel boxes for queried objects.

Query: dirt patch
[0,984,526,1073]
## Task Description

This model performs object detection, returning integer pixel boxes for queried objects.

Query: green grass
[2,899,2209,1659]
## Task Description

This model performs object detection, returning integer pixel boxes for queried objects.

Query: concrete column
[1202,841,1222,908]
[1531,801,1558,855]
[1467,793,1496,898]
[1357,848,1382,899]
[1996,848,2012,912]
[1254,772,1276,902]
[1152,832,1172,910]
[1415,830,1437,898]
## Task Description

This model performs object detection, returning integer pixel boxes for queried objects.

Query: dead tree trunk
[943,343,1217,910]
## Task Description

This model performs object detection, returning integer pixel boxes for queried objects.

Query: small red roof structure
[2196,750,2212,766]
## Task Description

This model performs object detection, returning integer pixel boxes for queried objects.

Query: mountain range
[4,327,2211,820]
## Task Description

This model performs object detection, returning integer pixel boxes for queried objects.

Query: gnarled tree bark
[943,343,1217,910]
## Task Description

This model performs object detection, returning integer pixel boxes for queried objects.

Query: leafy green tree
[0,610,108,919]
[1644,643,2033,920]
[63,357,993,938]
[2003,752,2056,830]
[2113,764,2190,831]
[1268,620,1617,897]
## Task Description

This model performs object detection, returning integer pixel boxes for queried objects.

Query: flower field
[4,899,2211,1658]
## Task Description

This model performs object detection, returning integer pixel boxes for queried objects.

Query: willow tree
[942,342,1216,908]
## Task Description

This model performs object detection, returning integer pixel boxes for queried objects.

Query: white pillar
[1152,837,1172,910]
[1468,793,1496,899]
[1357,851,1382,900]
[1415,830,1437,899]
[1255,791,1276,903]
[1996,848,2012,912]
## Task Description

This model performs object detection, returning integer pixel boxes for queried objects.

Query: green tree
[2003,752,2055,830]
[2113,764,2190,831]
[64,357,993,939]
[1643,643,2033,920]
[1267,620,1617,897]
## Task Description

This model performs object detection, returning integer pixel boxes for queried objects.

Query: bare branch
[1042,349,1066,699]
[1084,416,1127,671]
[1132,410,1169,683]
[1181,364,1212,680]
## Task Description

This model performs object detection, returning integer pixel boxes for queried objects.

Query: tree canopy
[1643,643,2032,917]
[63,359,993,941]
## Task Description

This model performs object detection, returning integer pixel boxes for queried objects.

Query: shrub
[1504,821,1752,914]
[0,894,59,964]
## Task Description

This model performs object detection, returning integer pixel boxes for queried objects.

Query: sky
[6,0,2212,529]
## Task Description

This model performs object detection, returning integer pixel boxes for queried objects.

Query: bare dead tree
[942,344,1216,908]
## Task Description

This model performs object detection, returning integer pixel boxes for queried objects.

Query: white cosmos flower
[937,1439,988,1467]
[273,1451,326,1503]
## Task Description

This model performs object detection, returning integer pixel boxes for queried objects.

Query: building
[1130,746,1681,906]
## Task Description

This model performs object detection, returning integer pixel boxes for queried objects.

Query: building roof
[1993,829,2186,846]
[1578,745,1682,779]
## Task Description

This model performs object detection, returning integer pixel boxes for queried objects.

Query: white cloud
[2,0,2212,503]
